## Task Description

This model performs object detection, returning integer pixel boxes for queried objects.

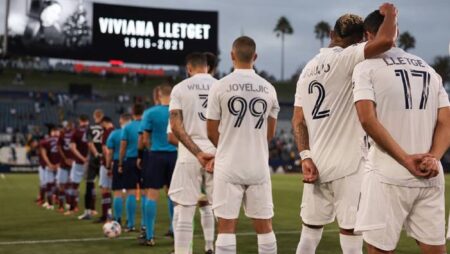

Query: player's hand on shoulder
[196,152,215,168]
[205,158,215,174]
[301,158,319,184]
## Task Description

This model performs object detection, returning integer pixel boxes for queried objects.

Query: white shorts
[44,168,57,184]
[300,170,362,229]
[56,169,70,185]
[212,177,273,220]
[355,171,445,251]
[38,166,46,186]
[168,161,213,206]
[70,162,85,184]
[99,165,112,189]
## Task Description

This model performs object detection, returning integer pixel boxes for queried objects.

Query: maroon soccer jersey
[71,126,89,164]
[101,127,114,166]
[38,139,47,167]
[59,130,74,169]
[42,136,61,165]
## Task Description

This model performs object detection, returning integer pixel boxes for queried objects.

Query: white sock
[200,205,215,251]
[339,234,363,254]
[172,205,180,233]
[216,234,236,254]
[174,205,196,254]
[296,226,323,254]
[258,231,277,254]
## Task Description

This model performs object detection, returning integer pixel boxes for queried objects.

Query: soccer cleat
[164,230,174,238]
[91,210,99,216]
[57,207,65,213]
[42,202,49,209]
[77,211,92,220]
[124,227,136,233]
[63,210,73,216]
[205,250,214,254]
[93,217,107,224]
[137,231,146,240]
[46,205,55,210]
[141,238,155,247]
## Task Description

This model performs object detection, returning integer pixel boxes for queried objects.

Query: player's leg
[111,161,124,224]
[56,168,69,212]
[37,166,46,205]
[67,162,84,214]
[45,168,56,209]
[164,151,177,237]
[124,158,139,231]
[296,182,334,254]
[97,165,112,222]
[80,160,96,220]
[245,181,277,254]
[199,169,215,253]
[216,218,238,254]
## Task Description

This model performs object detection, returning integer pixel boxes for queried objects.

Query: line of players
[35,2,450,254]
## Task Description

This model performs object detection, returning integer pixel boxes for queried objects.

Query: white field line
[0,229,340,246]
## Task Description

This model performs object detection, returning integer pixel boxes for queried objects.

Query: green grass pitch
[0,173,449,253]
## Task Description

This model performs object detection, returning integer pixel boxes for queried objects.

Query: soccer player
[96,116,114,222]
[41,125,62,210]
[77,109,104,220]
[140,84,177,246]
[119,104,144,232]
[204,52,219,76]
[168,53,217,253]
[57,121,74,212]
[37,135,48,206]
[291,4,398,253]
[206,36,280,254]
[68,115,90,215]
[352,10,450,254]
[106,113,132,224]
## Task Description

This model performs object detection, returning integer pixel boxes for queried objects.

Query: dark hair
[364,10,384,34]
[120,113,132,122]
[101,116,113,123]
[79,114,89,122]
[232,36,256,63]
[334,14,364,39]
[204,52,218,74]
[132,103,144,116]
[185,52,207,67]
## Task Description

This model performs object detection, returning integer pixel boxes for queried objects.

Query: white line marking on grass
[0,229,340,246]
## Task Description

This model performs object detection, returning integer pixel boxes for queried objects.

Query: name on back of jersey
[227,83,269,94]
[302,63,331,79]
[383,56,426,67]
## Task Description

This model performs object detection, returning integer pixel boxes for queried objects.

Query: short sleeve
[339,42,366,74]
[352,62,375,102]
[70,132,77,143]
[169,86,182,111]
[206,82,221,120]
[106,132,114,149]
[436,75,450,108]
[121,126,128,141]
[294,78,303,107]
[269,87,280,119]
[142,111,153,132]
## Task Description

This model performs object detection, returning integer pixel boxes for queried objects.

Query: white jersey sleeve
[340,42,366,74]
[206,82,221,120]
[169,85,183,111]
[269,89,280,119]
[352,62,375,102]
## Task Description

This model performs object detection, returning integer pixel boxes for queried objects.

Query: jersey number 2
[308,80,330,119]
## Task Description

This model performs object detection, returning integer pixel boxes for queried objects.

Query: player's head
[62,120,73,131]
[330,14,364,48]
[119,113,132,127]
[185,52,208,76]
[204,52,218,75]
[364,10,395,41]
[157,84,172,104]
[153,86,161,106]
[231,36,257,68]
[78,114,89,126]
[93,109,104,123]
[132,103,144,118]
[49,125,61,137]
[101,116,113,128]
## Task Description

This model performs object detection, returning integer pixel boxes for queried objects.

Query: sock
[168,198,174,232]
[58,189,65,209]
[199,205,215,251]
[216,233,237,254]
[296,226,323,254]
[141,195,147,229]
[126,195,137,228]
[113,196,123,222]
[91,184,97,211]
[46,183,55,205]
[39,186,46,201]
[258,232,277,254]
[65,188,72,208]
[172,205,179,234]
[71,184,79,210]
[85,182,94,210]
[174,205,196,254]
[145,199,157,240]
[339,234,363,254]
[101,192,112,219]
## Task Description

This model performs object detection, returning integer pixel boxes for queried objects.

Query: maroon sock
[71,184,79,211]
[58,189,65,209]
[65,188,72,208]
[39,187,45,201]
[46,183,54,205]
[101,192,112,219]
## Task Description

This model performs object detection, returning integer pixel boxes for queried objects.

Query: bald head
[232,36,257,64]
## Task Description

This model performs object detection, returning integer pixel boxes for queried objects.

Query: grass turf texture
[0,173,449,253]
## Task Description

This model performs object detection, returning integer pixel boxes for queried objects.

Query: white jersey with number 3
[352,47,450,187]
[207,69,280,185]
[169,73,217,163]
[294,43,367,183]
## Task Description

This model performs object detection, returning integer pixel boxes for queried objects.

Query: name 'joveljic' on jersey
[226,83,270,94]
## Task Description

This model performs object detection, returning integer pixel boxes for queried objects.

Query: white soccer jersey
[294,43,366,182]
[353,47,450,187]
[207,69,280,185]
[169,73,217,162]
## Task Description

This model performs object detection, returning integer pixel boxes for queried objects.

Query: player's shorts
[355,170,445,251]
[56,168,70,185]
[169,160,213,206]
[300,169,362,229]
[86,157,101,182]
[99,165,112,189]
[111,160,124,191]
[142,151,177,189]
[38,166,46,186]
[70,162,85,184]
[44,167,57,184]
[212,177,273,220]
[123,158,139,190]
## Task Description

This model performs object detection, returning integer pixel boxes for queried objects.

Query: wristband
[138,149,144,160]
[299,150,312,161]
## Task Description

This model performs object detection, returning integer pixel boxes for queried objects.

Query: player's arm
[429,107,450,160]
[57,141,68,164]
[363,3,397,59]
[168,132,179,146]
[41,147,55,170]
[267,117,277,141]
[142,132,151,150]
[70,142,87,163]
[118,140,127,173]
[206,119,220,148]
[88,142,101,158]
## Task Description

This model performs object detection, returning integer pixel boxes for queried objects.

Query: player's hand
[301,159,319,184]
[419,156,439,178]
[379,3,397,17]
[82,157,88,164]
[107,169,113,178]
[118,165,123,174]
[136,158,142,170]
[65,159,73,166]
[403,154,434,178]
[196,152,215,168]
[205,158,215,173]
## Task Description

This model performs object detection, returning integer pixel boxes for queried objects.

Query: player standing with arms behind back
[207,36,280,254]
[353,10,450,254]
[292,4,397,254]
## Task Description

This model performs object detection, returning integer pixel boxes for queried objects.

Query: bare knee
[217,217,237,234]
[303,223,324,230]
[340,228,355,235]
[367,243,394,254]
[252,218,273,234]
[416,241,446,254]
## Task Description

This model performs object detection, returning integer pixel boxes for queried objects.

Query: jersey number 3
[308,80,330,119]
